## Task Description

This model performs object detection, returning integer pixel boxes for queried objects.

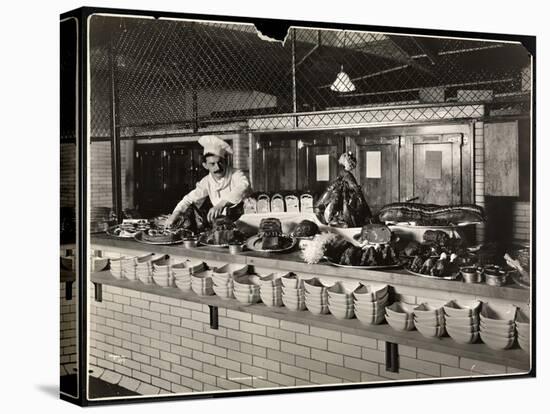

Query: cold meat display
[314,152,372,227]
[378,202,486,226]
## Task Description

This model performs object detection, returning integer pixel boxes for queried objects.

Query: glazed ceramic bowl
[327,282,359,301]
[174,277,191,291]
[480,321,515,337]
[172,260,206,276]
[233,275,261,292]
[354,298,388,314]
[281,286,305,297]
[212,274,234,287]
[304,278,332,295]
[443,300,481,318]
[517,333,530,352]
[234,290,261,304]
[214,263,249,278]
[352,284,389,302]
[385,314,415,331]
[480,331,515,350]
[447,328,480,344]
[415,322,446,338]
[328,302,355,319]
[281,273,303,289]
[413,313,446,326]
[306,303,330,315]
[152,272,173,288]
[355,309,386,325]
[385,302,416,321]
[259,273,286,287]
[282,295,307,311]
[260,293,283,307]
[444,314,479,326]
[480,303,516,326]
[515,308,530,337]
[213,284,234,299]
[445,320,479,332]
[413,302,447,319]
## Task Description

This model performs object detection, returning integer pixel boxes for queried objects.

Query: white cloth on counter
[172,166,250,214]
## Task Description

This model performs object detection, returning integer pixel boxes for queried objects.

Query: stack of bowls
[191,270,215,296]
[172,260,205,292]
[444,300,481,344]
[233,274,261,304]
[385,302,416,331]
[479,302,517,350]
[108,256,128,279]
[327,282,358,319]
[212,264,249,300]
[304,278,332,315]
[259,273,285,307]
[281,274,307,311]
[353,284,389,325]
[516,306,530,352]
[129,253,156,284]
[151,255,175,287]
[413,302,446,338]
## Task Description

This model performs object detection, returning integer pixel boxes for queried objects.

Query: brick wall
[60,143,76,208]
[88,282,525,396]
[60,282,77,376]
[90,141,134,210]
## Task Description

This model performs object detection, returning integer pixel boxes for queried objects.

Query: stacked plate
[191,270,215,296]
[327,282,358,319]
[413,302,446,338]
[444,300,481,344]
[233,274,261,304]
[151,255,174,287]
[259,273,285,307]
[281,273,306,311]
[304,278,332,315]
[353,284,389,325]
[516,306,530,352]
[172,260,205,292]
[479,303,517,350]
[126,253,156,284]
[211,263,247,300]
[385,302,416,331]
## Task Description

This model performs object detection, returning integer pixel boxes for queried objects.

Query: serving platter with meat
[245,217,298,253]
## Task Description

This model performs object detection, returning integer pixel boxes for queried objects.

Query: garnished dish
[134,227,191,245]
[198,216,246,247]
[405,252,460,280]
[245,217,297,253]
[291,219,320,239]
[106,219,150,238]
[379,202,485,226]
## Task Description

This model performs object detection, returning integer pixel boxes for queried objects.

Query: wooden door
[350,135,400,215]
[135,146,165,217]
[297,135,345,195]
[254,136,297,192]
[165,143,205,211]
[402,134,463,205]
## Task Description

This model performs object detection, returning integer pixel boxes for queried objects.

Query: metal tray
[245,235,298,253]
[404,267,460,280]
[325,258,404,270]
[134,231,183,245]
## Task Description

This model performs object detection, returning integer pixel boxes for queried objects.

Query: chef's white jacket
[172,166,250,214]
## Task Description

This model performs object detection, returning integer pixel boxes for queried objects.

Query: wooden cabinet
[349,135,400,214]
[135,142,211,217]
[484,121,520,197]
[251,123,473,210]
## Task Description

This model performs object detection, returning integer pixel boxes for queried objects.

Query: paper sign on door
[316,154,330,181]
[425,151,442,179]
[366,151,381,178]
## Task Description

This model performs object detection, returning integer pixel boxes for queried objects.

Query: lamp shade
[330,68,356,93]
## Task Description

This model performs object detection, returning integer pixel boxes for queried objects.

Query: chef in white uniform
[165,135,250,226]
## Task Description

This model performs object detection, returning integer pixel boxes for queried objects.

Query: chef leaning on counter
[166,135,251,226]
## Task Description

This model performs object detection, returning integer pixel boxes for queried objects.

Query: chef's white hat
[198,135,234,158]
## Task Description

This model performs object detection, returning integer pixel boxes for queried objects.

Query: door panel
[352,136,400,215]
[297,135,344,195]
[403,134,463,205]
[255,137,297,192]
[135,147,165,216]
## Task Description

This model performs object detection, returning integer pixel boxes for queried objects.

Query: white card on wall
[316,154,330,181]
[366,151,381,178]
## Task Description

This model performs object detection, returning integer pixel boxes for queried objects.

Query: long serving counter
[87,234,531,395]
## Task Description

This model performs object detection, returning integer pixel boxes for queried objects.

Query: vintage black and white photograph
[59,7,534,405]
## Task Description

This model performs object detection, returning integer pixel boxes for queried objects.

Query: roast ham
[378,202,485,225]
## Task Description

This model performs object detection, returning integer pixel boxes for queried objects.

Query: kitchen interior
[60,14,533,399]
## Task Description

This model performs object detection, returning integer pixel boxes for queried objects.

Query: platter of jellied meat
[134,228,190,245]
[245,234,297,253]
[106,220,150,238]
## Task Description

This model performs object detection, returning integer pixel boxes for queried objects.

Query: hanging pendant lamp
[330,31,356,93]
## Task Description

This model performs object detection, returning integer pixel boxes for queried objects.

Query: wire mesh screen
[89,15,532,137]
